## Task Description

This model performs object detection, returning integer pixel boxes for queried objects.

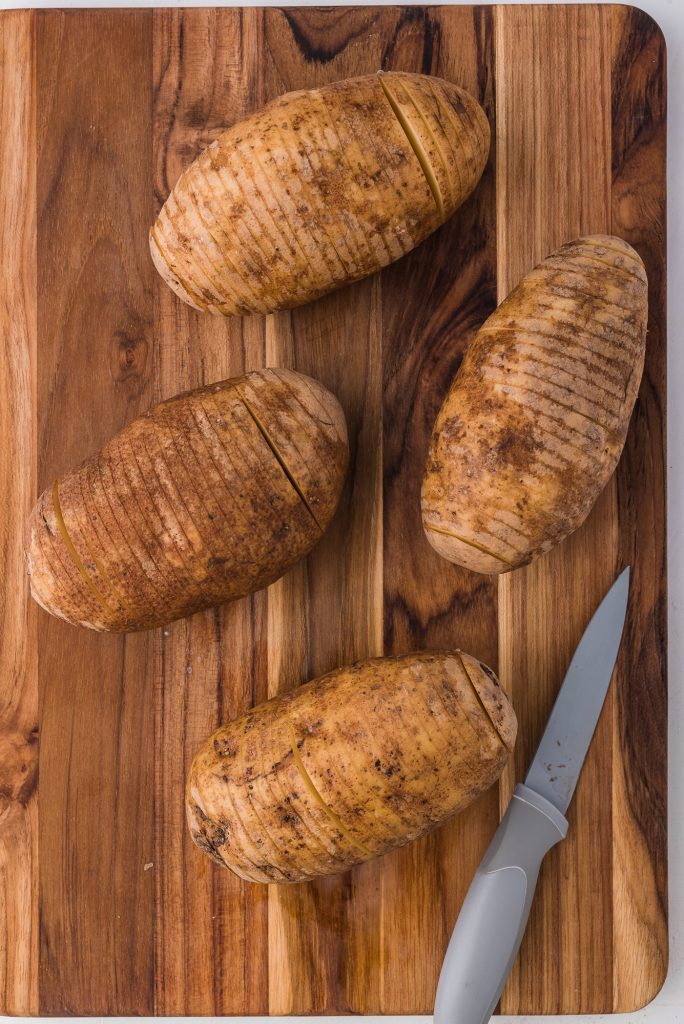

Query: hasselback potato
[187,651,516,883]
[27,369,348,631]
[151,72,490,316]
[421,235,647,573]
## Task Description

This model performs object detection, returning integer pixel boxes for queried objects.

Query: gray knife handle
[434,784,568,1024]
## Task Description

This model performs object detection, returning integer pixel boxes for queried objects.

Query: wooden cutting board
[0,4,666,1016]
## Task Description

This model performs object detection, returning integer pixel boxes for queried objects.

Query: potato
[27,369,348,632]
[150,72,490,316]
[421,235,647,573]
[187,650,516,883]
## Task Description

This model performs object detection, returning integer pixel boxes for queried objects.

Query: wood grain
[35,11,156,1014]
[610,5,668,1009]
[494,6,617,1013]
[495,5,667,1013]
[0,5,667,1015]
[152,9,269,1015]
[372,6,499,1012]
[0,11,38,1016]
[260,9,387,1009]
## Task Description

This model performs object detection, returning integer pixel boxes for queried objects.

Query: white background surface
[0,0,680,1022]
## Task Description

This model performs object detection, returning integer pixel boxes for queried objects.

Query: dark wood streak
[473,6,495,105]
[381,9,498,654]
[386,576,495,649]
[363,8,500,1013]
[281,8,382,65]
[151,17,185,203]
[610,6,668,1005]
[611,10,665,168]
[380,7,439,74]
[382,264,496,485]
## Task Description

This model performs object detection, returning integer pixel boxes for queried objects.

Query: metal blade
[525,567,630,814]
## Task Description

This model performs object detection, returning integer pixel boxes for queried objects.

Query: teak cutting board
[0,4,666,1016]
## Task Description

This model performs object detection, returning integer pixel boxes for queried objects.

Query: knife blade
[525,566,631,812]
[433,567,630,1024]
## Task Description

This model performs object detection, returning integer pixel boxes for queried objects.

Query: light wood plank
[265,279,384,1013]
[495,5,619,1013]
[35,10,156,1014]
[0,11,38,1016]
[151,9,270,1014]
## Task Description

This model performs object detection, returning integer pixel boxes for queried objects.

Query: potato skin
[151,72,490,316]
[421,235,648,573]
[27,369,348,631]
[186,651,516,883]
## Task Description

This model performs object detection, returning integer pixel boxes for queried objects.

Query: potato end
[562,233,647,279]
[26,504,61,618]
[237,368,349,533]
[149,224,207,313]
[458,652,517,752]
[421,509,517,575]
[26,490,110,631]
[429,77,491,200]
[376,72,489,222]
[274,368,349,452]
[186,747,303,884]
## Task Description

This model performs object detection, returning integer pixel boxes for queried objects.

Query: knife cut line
[457,652,515,751]
[377,72,444,217]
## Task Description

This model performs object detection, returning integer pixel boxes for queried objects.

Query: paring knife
[434,566,631,1024]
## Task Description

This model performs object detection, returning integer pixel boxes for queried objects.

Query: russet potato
[421,235,648,573]
[186,650,516,883]
[27,369,348,631]
[151,72,490,316]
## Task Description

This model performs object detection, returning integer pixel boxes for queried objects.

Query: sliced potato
[421,235,648,573]
[186,650,516,883]
[27,369,348,631]
[151,72,490,316]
